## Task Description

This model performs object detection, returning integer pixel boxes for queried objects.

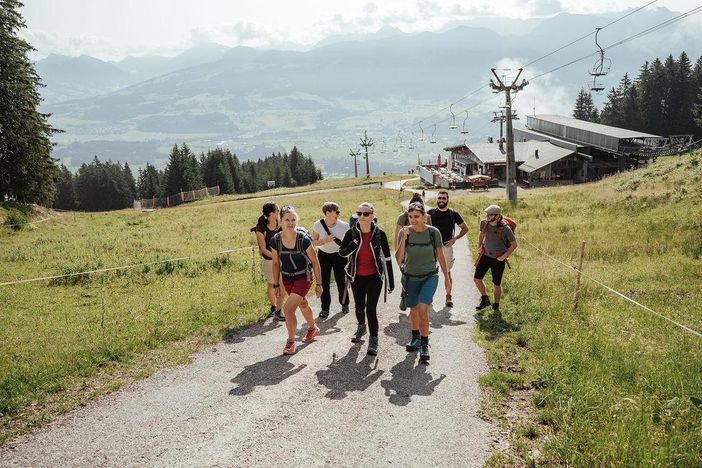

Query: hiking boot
[399,290,407,311]
[492,303,500,313]
[283,340,296,355]
[274,309,285,322]
[319,309,329,319]
[419,342,430,363]
[446,294,453,308]
[475,295,491,311]
[269,304,276,317]
[302,325,320,343]
[341,305,350,314]
[405,336,421,352]
[351,323,367,343]
[367,336,378,356]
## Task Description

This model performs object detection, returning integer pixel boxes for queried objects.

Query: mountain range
[36,7,702,175]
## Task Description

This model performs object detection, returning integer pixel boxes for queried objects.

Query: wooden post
[251,247,257,283]
[573,240,586,310]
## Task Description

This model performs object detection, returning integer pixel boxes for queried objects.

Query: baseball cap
[484,204,501,215]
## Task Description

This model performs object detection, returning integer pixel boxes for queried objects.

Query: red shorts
[283,277,312,297]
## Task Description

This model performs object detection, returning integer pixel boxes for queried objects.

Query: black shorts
[473,254,506,286]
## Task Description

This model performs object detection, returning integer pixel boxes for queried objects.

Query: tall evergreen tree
[573,88,598,122]
[137,163,162,199]
[122,162,136,201]
[53,164,76,210]
[0,0,59,205]
[163,143,202,195]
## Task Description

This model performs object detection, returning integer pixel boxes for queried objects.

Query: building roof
[518,141,578,173]
[530,115,661,140]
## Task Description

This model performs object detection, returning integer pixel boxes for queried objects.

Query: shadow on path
[316,309,345,337]
[229,349,308,396]
[383,313,411,346]
[474,310,519,341]
[380,353,446,406]
[430,306,468,329]
[222,317,281,344]
[315,346,383,400]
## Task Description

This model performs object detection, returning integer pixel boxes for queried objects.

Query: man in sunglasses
[427,190,468,308]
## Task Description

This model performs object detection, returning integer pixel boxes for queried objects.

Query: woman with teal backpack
[395,202,451,364]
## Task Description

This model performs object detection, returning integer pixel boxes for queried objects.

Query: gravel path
[1,230,493,467]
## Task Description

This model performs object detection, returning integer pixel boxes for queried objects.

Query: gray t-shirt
[479,219,516,257]
[401,226,443,276]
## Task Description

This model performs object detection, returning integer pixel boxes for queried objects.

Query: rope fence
[462,205,702,340]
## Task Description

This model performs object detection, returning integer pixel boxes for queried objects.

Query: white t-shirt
[312,219,350,254]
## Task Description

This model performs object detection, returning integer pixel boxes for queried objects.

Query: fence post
[251,247,257,283]
[573,240,586,310]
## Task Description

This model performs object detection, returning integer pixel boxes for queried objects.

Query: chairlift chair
[418,121,427,142]
[448,104,458,130]
[460,111,469,134]
[408,131,416,149]
[429,124,437,144]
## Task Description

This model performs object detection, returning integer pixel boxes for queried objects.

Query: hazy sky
[20,0,700,60]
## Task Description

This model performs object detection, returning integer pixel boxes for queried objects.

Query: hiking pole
[573,240,586,310]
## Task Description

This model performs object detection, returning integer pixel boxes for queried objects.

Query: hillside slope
[452,151,702,465]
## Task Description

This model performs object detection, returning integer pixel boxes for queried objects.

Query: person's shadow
[316,309,345,337]
[474,310,518,341]
[383,313,411,346]
[430,306,468,329]
[315,346,384,400]
[380,353,446,406]
[229,350,308,396]
[222,316,280,345]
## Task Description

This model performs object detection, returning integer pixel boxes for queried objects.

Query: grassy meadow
[451,151,702,466]
[0,185,403,443]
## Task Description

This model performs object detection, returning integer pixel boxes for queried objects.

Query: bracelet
[273,284,280,288]
[315,284,322,287]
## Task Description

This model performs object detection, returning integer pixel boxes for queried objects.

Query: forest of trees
[573,51,702,138]
[53,144,323,211]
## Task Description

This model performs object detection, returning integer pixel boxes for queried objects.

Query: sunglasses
[281,204,295,212]
[356,211,373,217]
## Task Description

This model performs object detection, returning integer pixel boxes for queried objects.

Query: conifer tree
[573,88,598,122]
[0,0,59,205]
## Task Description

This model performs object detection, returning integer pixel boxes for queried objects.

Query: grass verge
[0,186,401,443]
[452,151,702,466]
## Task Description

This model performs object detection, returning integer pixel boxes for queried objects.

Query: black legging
[318,250,349,310]
[351,274,383,337]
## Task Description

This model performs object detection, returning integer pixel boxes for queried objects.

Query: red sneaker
[283,340,296,355]
[302,325,319,343]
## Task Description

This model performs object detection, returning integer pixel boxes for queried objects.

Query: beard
[437,201,448,209]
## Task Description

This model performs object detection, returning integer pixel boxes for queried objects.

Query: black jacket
[339,221,395,292]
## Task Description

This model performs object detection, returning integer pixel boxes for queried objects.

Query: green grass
[0,184,402,443]
[453,151,702,466]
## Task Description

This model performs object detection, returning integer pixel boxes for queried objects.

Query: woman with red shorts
[270,205,323,355]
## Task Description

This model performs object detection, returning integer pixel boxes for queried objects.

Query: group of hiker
[251,190,518,362]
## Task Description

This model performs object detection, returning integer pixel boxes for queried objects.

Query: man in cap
[474,204,518,313]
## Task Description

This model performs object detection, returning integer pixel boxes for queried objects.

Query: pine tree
[163,143,202,195]
[137,163,162,199]
[123,163,136,201]
[0,0,59,205]
[53,164,76,210]
[573,88,598,122]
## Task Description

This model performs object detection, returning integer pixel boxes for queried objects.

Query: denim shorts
[403,274,439,308]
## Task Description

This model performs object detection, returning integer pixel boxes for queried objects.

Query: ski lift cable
[527,5,702,82]
[522,0,659,69]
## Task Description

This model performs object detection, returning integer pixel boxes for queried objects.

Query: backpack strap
[319,219,342,246]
